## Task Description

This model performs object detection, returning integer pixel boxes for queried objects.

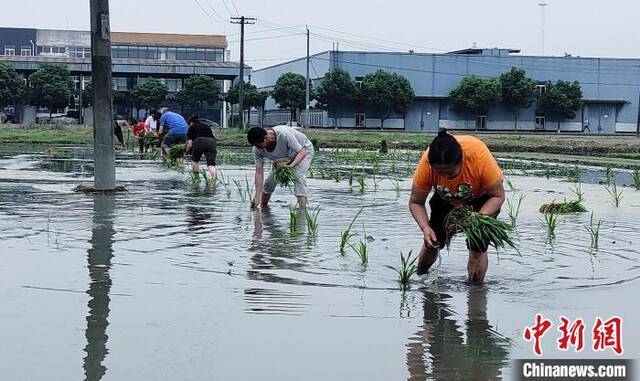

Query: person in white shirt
[145,110,160,135]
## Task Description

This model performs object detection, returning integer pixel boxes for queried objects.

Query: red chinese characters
[557,316,585,352]
[523,313,553,356]
[592,316,623,355]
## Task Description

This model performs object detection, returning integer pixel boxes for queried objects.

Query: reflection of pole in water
[405,288,510,380]
[83,194,115,381]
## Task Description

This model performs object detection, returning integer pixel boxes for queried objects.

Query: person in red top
[130,118,149,153]
[409,129,505,283]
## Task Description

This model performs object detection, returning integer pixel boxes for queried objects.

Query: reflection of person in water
[83,194,115,381]
[406,287,510,381]
[409,129,505,283]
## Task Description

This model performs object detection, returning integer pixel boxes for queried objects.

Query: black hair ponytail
[428,128,463,165]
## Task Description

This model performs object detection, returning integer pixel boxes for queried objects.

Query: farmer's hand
[422,227,439,249]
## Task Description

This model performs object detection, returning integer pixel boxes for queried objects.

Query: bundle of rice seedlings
[143,132,158,149]
[168,144,185,163]
[444,206,518,253]
[539,199,587,214]
[273,163,298,187]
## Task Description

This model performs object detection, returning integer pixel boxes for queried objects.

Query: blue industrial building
[251,48,640,134]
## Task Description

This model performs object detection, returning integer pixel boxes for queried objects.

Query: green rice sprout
[392,178,401,194]
[633,169,640,190]
[332,170,341,183]
[568,165,581,183]
[544,164,551,179]
[190,171,200,183]
[218,172,232,198]
[348,169,355,186]
[505,178,516,192]
[168,144,185,166]
[143,132,158,150]
[273,163,298,187]
[605,181,623,207]
[604,166,613,186]
[506,193,525,228]
[585,212,602,250]
[348,225,369,265]
[245,176,253,201]
[570,183,585,203]
[308,167,314,178]
[233,179,247,202]
[304,207,320,237]
[357,174,366,194]
[444,206,518,253]
[543,212,559,241]
[143,149,158,160]
[385,250,418,290]
[289,207,301,236]
[539,199,587,214]
[339,207,363,254]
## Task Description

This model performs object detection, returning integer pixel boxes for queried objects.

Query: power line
[229,0,240,17]
[228,32,305,43]
[227,24,306,37]
[202,0,226,21]
[191,0,223,22]
[220,0,235,17]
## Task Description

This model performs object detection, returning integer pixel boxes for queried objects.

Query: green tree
[0,63,27,108]
[29,64,72,121]
[499,67,536,130]
[227,82,269,127]
[131,78,168,111]
[316,68,356,123]
[449,75,502,123]
[360,69,415,128]
[271,72,312,121]
[176,75,220,109]
[538,80,583,131]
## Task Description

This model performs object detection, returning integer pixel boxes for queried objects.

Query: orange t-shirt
[413,135,502,205]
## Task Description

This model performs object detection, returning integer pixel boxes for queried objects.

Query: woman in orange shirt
[409,129,505,283]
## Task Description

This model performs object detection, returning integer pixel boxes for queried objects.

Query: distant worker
[131,118,149,153]
[158,107,188,157]
[113,117,126,148]
[145,109,160,135]
[186,115,218,180]
[247,125,314,209]
[408,129,505,284]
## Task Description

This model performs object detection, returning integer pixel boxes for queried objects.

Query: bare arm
[478,180,506,216]
[409,184,438,248]
[186,139,193,153]
[254,163,264,206]
[288,148,308,167]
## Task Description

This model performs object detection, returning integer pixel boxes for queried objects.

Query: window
[476,115,487,130]
[4,45,15,55]
[21,46,32,56]
[196,48,206,60]
[355,76,364,88]
[176,48,187,60]
[129,46,139,58]
[167,47,176,60]
[355,113,366,127]
[535,116,545,131]
[186,48,197,60]
[69,47,91,58]
[112,77,128,91]
[536,84,546,94]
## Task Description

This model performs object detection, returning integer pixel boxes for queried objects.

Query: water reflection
[83,194,115,381]
[185,205,212,233]
[406,287,511,381]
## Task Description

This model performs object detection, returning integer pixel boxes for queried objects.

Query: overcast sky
[2,0,638,68]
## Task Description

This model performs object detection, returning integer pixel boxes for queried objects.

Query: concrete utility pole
[538,0,547,55]
[305,26,310,128]
[90,0,115,190]
[231,16,256,129]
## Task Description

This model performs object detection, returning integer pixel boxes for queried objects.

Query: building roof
[111,32,227,47]
[447,47,521,55]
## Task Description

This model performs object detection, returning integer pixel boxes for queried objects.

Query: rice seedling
[385,250,418,290]
[233,179,247,202]
[570,183,585,202]
[273,163,298,187]
[339,208,363,254]
[568,165,581,183]
[392,178,401,194]
[505,178,516,192]
[348,169,355,186]
[304,207,320,237]
[584,212,602,250]
[289,207,301,236]
[45,147,71,159]
[189,171,200,183]
[444,206,518,253]
[245,176,253,200]
[308,168,314,178]
[543,212,559,240]
[506,193,525,228]
[357,174,366,194]
[332,170,341,183]
[605,181,623,207]
[348,225,369,265]
[632,168,640,190]
[372,172,383,190]
[168,144,185,168]
[218,172,232,198]
[604,166,613,185]
[544,164,551,179]
[143,149,158,161]
[539,186,587,214]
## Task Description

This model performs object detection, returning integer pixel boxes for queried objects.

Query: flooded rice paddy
[0,145,638,380]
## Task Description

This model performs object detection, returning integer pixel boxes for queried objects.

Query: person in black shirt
[186,115,218,179]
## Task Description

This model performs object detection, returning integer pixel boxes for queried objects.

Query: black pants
[429,193,499,252]
[114,123,124,145]
[137,138,145,153]
[191,137,217,166]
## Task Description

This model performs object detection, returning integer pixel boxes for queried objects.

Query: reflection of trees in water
[186,205,212,233]
[406,287,511,381]
[40,159,92,174]
[83,195,115,381]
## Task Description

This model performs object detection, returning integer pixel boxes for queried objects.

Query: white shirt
[145,115,158,133]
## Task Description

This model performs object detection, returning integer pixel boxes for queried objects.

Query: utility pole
[231,16,256,129]
[305,25,310,128]
[90,0,115,190]
[538,0,547,55]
